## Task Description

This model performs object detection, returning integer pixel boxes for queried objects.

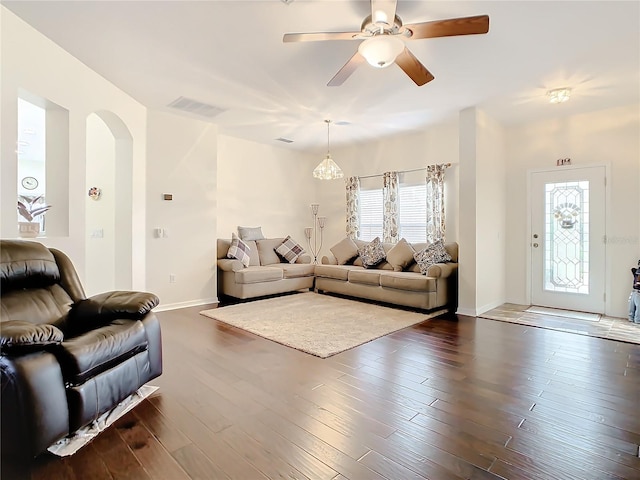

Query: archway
[85,111,133,295]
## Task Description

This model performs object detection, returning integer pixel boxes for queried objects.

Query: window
[359,181,428,243]
[359,188,383,241]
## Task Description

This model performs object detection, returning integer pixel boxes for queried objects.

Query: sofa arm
[296,253,312,264]
[321,255,338,265]
[0,321,64,355]
[73,291,159,322]
[218,258,245,272]
[425,262,458,279]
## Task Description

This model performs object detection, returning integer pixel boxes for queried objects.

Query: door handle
[533,243,539,248]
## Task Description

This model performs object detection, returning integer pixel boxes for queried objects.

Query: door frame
[525,163,611,314]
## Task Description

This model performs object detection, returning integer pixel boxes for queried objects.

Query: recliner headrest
[1,240,60,291]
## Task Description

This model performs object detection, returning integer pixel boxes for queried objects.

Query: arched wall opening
[85,111,134,295]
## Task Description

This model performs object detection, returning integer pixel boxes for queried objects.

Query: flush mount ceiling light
[313,120,344,180]
[358,35,405,68]
[547,87,571,104]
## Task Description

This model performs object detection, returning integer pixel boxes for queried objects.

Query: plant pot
[18,222,40,238]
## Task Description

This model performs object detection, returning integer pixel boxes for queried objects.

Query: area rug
[199,292,446,358]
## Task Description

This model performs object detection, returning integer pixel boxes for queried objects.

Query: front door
[530,166,606,313]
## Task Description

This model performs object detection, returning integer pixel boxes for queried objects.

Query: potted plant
[17,195,51,238]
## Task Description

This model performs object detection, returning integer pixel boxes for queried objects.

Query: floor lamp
[304,203,326,264]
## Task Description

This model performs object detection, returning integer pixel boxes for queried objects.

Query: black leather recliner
[0,240,162,458]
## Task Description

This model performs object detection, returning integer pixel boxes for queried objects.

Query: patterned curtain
[382,171,399,243]
[345,176,360,239]
[426,164,447,243]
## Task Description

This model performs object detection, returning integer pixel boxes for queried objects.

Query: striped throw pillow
[227,233,251,267]
[275,235,305,263]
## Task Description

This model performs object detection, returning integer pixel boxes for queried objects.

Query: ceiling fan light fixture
[358,35,404,68]
[313,120,344,180]
[547,87,571,104]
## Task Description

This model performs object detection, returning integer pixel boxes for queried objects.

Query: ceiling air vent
[275,137,294,144]
[167,96,225,118]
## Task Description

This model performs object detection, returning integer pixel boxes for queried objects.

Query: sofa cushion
[256,238,285,266]
[59,319,147,385]
[271,263,315,279]
[330,237,359,265]
[227,233,251,267]
[348,269,381,286]
[386,238,415,272]
[357,237,386,268]
[234,266,283,284]
[314,264,359,281]
[380,272,437,292]
[414,240,452,275]
[275,236,305,264]
[237,226,265,241]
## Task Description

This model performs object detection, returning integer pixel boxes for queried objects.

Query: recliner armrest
[425,262,458,279]
[72,291,159,323]
[217,258,245,272]
[0,321,64,355]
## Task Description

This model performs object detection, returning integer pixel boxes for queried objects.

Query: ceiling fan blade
[283,31,361,43]
[371,0,398,26]
[395,48,435,86]
[404,14,489,40]
[328,51,366,86]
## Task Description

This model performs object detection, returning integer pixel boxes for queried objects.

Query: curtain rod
[358,163,452,179]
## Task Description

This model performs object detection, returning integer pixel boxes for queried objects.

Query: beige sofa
[315,240,458,311]
[217,238,315,300]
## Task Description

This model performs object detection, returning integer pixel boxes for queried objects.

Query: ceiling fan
[283,0,489,86]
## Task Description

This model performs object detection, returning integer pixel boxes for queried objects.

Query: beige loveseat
[217,238,315,300]
[315,239,458,311]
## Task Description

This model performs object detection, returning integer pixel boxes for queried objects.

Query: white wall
[475,110,507,314]
[505,104,640,318]
[0,7,147,289]
[85,113,116,295]
[217,135,317,244]
[318,122,461,254]
[146,111,218,309]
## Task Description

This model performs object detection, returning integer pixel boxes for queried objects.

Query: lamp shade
[313,155,344,180]
[358,35,405,69]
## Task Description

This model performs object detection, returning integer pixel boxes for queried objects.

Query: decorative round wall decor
[88,187,102,200]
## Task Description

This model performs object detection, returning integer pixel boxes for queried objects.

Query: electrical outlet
[169,274,176,283]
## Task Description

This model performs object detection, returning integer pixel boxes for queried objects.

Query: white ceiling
[4,1,639,154]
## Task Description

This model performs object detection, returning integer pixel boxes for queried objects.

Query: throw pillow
[358,237,386,268]
[256,238,284,265]
[227,233,251,267]
[386,238,415,272]
[237,226,265,241]
[330,237,359,265]
[275,235,305,263]
[413,240,452,275]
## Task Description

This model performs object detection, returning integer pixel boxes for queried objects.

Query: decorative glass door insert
[544,180,590,294]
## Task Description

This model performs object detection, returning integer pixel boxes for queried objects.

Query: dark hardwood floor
[3,300,640,479]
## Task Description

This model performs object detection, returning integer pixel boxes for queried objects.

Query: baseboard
[476,299,505,316]
[154,297,219,312]
[455,307,478,317]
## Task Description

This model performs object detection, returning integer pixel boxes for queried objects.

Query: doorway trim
[525,163,611,315]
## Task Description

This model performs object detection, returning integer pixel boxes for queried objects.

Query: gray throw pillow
[358,237,386,268]
[330,237,359,265]
[413,239,452,275]
[386,238,415,271]
[237,226,265,241]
